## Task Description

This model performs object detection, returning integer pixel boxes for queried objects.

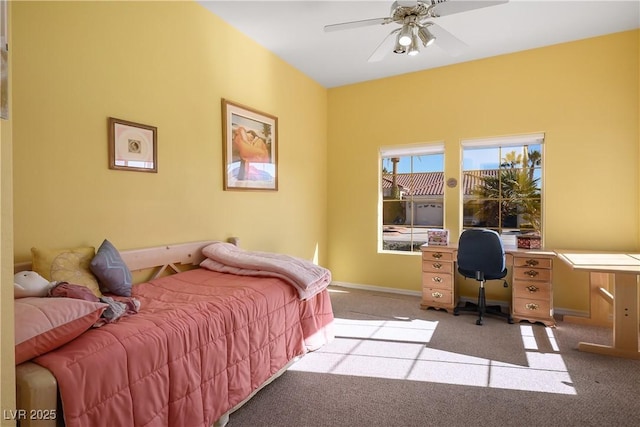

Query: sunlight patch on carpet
[291,319,577,395]
[333,317,437,343]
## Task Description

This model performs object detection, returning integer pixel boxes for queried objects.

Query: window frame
[460,133,545,241]
[379,142,445,254]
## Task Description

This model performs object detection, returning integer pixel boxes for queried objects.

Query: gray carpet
[228,286,640,427]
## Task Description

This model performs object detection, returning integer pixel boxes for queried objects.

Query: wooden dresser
[420,244,556,326]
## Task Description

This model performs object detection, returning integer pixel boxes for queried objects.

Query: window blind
[380,142,445,158]
[461,133,545,148]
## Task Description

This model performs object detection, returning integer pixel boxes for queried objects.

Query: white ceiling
[198,0,640,88]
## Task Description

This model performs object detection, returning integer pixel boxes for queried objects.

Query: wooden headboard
[120,240,214,280]
[13,240,236,281]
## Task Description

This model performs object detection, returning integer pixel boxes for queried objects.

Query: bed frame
[14,238,292,427]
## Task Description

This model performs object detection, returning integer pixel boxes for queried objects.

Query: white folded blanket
[200,242,332,300]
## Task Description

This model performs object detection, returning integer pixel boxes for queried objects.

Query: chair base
[453,301,514,325]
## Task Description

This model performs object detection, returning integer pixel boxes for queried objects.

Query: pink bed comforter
[34,268,334,427]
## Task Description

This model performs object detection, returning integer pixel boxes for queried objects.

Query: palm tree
[526,149,542,181]
[469,148,541,232]
[382,157,405,225]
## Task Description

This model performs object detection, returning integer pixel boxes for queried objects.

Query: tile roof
[382,170,499,196]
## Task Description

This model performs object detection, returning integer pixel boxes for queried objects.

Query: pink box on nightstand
[517,233,541,249]
[426,229,450,246]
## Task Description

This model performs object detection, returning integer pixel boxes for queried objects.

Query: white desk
[556,251,640,359]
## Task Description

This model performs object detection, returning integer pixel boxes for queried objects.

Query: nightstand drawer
[512,297,552,318]
[513,257,552,269]
[422,287,453,305]
[422,251,454,262]
[422,260,454,274]
[513,266,551,282]
[512,279,551,301]
[422,272,453,289]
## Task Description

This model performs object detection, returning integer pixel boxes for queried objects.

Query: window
[380,143,445,252]
[461,134,544,239]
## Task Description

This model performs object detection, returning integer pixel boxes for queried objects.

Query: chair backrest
[457,229,506,280]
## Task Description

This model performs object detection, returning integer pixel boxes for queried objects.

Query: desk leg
[612,273,639,352]
[563,272,613,327]
[577,273,640,359]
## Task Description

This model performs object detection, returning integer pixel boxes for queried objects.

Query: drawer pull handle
[525,303,539,311]
[432,276,443,283]
[431,291,443,299]
[525,259,539,267]
[525,270,539,278]
[526,285,539,293]
[432,253,443,259]
[432,263,442,269]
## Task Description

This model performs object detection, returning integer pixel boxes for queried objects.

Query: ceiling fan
[324,0,508,62]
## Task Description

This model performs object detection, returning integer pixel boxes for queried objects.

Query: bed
[14,240,335,427]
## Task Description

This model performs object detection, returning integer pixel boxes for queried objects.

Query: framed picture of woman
[222,99,278,191]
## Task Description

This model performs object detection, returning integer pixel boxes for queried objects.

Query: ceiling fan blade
[428,23,468,57]
[324,17,390,32]
[431,0,508,17]
[368,29,400,63]
[396,0,419,7]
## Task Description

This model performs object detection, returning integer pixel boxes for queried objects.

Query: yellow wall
[327,30,639,310]
[0,0,13,422]
[11,0,328,260]
[0,79,14,427]
[0,121,14,421]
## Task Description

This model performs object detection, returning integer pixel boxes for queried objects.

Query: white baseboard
[553,308,591,318]
[330,281,589,319]
[330,281,421,297]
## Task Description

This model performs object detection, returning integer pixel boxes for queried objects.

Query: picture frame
[108,117,157,173]
[222,99,278,191]
[1,0,9,120]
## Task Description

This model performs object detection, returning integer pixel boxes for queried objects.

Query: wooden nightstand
[510,253,555,327]
[420,246,457,312]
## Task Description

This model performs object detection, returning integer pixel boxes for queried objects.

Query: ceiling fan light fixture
[393,33,407,54]
[418,26,436,47]
[398,23,412,46]
[407,33,420,56]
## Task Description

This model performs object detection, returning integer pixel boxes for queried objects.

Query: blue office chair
[454,229,513,325]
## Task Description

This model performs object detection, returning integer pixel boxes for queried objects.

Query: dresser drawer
[513,266,551,282]
[512,279,551,301]
[512,297,552,318]
[422,260,454,274]
[422,250,454,262]
[513,257,552,269]
[422,272,453,289]
[422,287,453,305]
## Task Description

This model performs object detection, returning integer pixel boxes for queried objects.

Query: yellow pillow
[31,246,102,297]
